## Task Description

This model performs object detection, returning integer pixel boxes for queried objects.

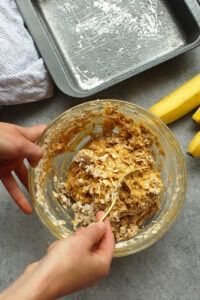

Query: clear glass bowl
[29,100,187,257]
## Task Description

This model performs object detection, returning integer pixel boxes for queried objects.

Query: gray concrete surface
[0,47,200,300]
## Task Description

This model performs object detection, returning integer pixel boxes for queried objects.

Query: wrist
[23,256,72,300]
[37,257,72,299]
[0,264,55,300]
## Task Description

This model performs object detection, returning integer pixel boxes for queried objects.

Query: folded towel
[0,0,54,105]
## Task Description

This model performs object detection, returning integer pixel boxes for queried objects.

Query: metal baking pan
[16,0,200,98]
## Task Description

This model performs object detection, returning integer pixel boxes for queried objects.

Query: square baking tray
[16,0,200,98]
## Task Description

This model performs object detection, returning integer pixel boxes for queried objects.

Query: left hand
[0,122,46,214]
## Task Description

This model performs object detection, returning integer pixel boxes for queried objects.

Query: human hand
[30,211,115,299]
[0,122,46,214]
[44,212,114,298]
[0,212,115,300]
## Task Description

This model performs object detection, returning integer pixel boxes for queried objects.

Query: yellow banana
[149,73,200,124]
[187,131,200,158]
[192,107,200,124]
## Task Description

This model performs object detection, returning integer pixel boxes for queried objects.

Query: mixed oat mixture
[53,107,163,241]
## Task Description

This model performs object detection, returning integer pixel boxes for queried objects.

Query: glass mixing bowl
[29,100,187,257]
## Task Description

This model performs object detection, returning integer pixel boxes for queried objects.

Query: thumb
[18,124,46,143]
[80,222,106,250]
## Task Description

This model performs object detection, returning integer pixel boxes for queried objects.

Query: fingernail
[97,222,106,231]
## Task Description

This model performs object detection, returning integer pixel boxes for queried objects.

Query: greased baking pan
[16,0,200,98]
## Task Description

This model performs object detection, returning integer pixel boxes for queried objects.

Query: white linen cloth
[0,0,54,105]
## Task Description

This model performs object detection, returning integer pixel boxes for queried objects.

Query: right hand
[0,212,115,300]
[35,211,115,299]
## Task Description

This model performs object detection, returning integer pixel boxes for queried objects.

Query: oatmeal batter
[64,108,163,241]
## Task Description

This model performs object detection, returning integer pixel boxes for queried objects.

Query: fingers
[14,161,29,191]
[20,138,43,167]
[18,124,46,143]
[79,222,106,250]
[0,158,22,177]
[2,136,43,166]
[95,211,115,261]
[0,124,44,166]
[27,158,42,168]
[1,173,32,214]
[75,227,86,235]
[17,125,46,167]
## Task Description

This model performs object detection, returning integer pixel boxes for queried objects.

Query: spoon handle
[99,197,117,222]
[99,167,149,222]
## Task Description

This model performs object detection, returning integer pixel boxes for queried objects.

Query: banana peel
[192,107,200,124]
[187,131,200,158]
[149,73,200,124]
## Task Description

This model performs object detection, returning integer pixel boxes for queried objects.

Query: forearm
[0,266,55,300]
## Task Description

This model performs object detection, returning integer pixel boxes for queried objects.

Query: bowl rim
[29,99,187,257]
